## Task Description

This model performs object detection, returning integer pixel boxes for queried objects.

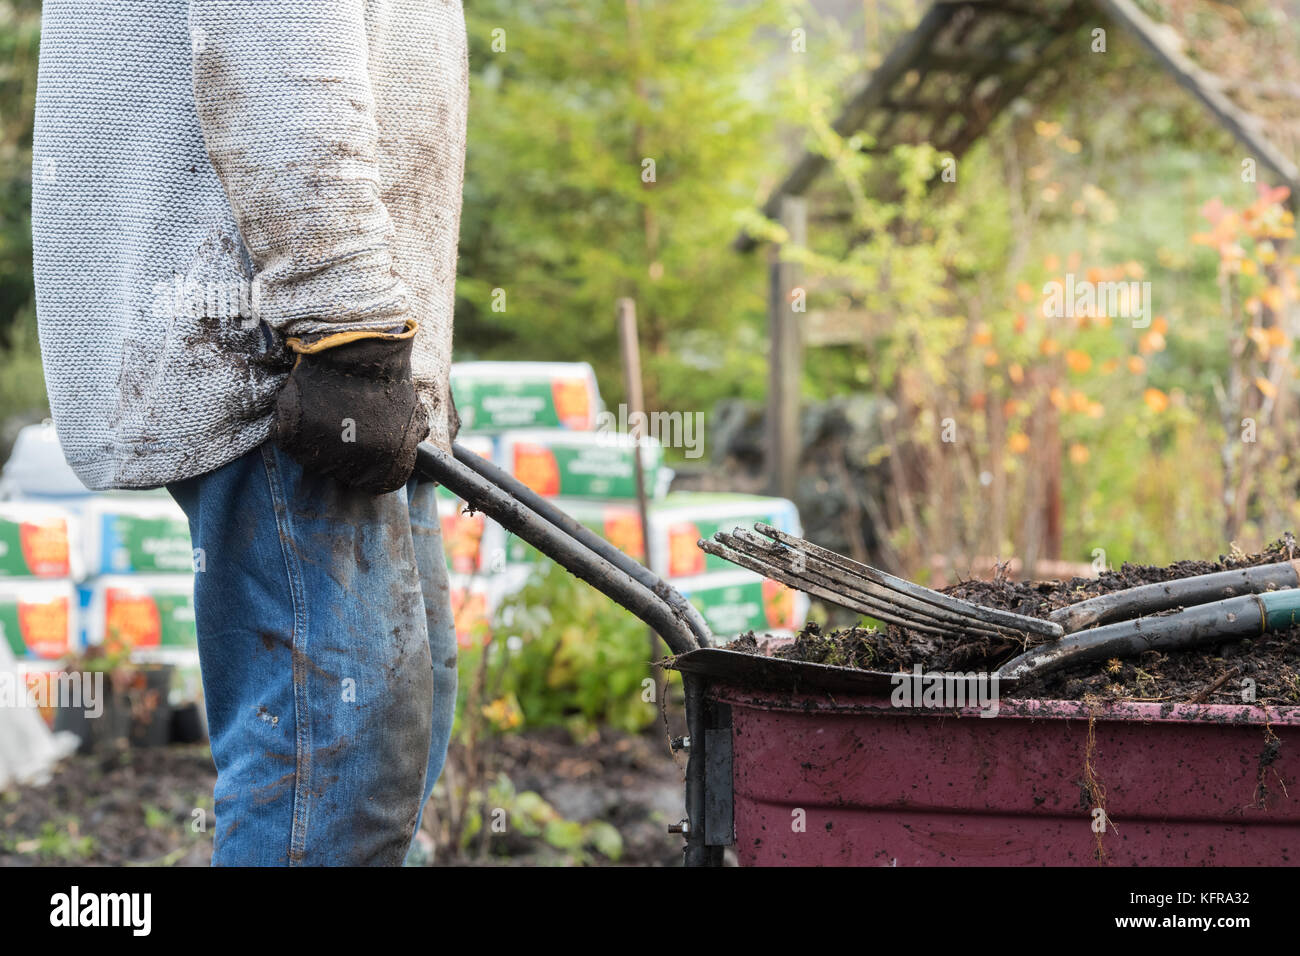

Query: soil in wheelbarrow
[731,537,1300,705]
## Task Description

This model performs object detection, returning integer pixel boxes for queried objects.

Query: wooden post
[617,298,663,701]
[768,196,806,499]
[617,298,653,565]
[1043,400,1063,561]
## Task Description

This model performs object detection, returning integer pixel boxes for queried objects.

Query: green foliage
[779,12,1300,569]
[0,302,47,433]
[0,1,39,345]
[458,564,668,738]
[459,772,624,863]
[456,0,792,411]
[142,804,170,830]
[0,2,45,438]
[14,820,96,862]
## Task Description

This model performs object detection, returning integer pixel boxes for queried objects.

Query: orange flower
[1040,337,1060,357]
[1065,350,1092,374]
[1007,362,1025,385]
[1138,331,1166,354]
[983,349,1000,367]
[1256,377,1278,399]
[1143,388,1169,413]
[1069,390,1090,413]
[1008,433,1031,454]
[1151,316,1168,335]
[972,324,994,346]
[1068,443,1090,465]
[1127,355,1146,374]
[1016,282,1034,303]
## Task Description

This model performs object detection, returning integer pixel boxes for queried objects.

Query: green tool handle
[1260,587,1300,631]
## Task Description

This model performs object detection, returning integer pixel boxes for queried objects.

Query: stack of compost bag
[445,362,807,645]
[0,423,201,727]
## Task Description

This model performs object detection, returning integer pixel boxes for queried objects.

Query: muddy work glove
[273,320,428,495]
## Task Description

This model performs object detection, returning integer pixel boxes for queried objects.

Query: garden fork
[697,524,1065,641]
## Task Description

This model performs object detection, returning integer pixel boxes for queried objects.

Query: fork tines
[698,524,1063,641]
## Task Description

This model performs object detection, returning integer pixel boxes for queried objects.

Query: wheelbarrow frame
[416,442,729,865]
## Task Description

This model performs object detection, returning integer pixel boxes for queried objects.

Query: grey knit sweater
[32,1,468,490]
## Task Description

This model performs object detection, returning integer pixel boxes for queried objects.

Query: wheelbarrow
[417,443,1300,866]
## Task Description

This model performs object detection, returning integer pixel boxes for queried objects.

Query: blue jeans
[167,442,457,866]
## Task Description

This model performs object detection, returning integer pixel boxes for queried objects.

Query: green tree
[0,1,46,439]
[0,0,39,336]
[456,0,792,413]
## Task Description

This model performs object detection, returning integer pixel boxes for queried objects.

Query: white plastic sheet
[0,638,79,790]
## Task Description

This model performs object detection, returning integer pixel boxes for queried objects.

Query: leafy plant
[456,0,794,414]
[459,564,668,738]
[775,10,1300,572]
[15,819,96,862]
[457,772,624,864]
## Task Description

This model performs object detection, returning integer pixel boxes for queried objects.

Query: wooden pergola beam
[1093,0,1300,193]
[733,1,958,252]
[736,0,1300,253]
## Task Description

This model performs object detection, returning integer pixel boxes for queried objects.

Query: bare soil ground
[0,727,687,867]
[0,745,216,866]
[427,726,685,866]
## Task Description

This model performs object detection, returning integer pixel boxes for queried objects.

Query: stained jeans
[166,441,457,866]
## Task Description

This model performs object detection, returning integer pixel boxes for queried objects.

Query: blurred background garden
[1,0,1299,864]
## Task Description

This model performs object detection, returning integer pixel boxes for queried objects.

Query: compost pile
[732,538,1300,705]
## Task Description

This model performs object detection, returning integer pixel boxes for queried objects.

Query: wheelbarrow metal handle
[414,442,705,656]
[448,442,714,648]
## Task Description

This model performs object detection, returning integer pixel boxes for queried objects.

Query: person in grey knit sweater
[32,1,469,865]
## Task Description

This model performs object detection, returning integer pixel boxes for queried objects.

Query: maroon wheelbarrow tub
[714,686,1300,866]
